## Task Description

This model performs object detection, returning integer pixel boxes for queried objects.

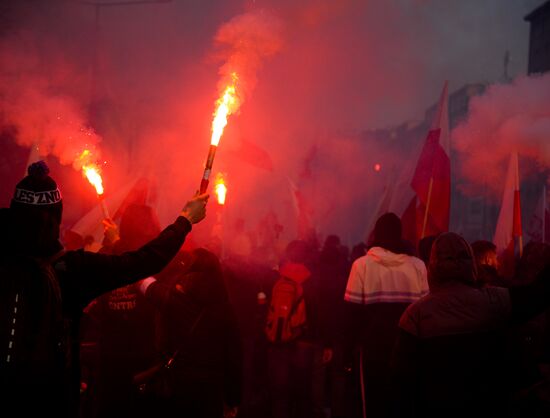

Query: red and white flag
[401,81,451,245]
[71,177,156,248]
[494,152,523,275]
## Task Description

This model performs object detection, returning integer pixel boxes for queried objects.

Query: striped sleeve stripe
[345,290,426,298]
[344,291,364,303]
[344,290,427,305]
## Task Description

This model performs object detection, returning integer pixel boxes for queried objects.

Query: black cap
[11,161,63,224]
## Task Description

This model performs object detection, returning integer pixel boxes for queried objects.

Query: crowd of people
[1,161,550,418]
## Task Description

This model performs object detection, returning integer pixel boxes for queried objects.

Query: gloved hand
[181,193,209,224]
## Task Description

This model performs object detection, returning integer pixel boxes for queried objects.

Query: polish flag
[494,152,523,276]
[401,81,451,245]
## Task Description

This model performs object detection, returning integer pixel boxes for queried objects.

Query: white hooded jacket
[344,247,428,304]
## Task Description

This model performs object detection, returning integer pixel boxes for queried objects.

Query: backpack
[265,277,307,343]
[0,254,66,383]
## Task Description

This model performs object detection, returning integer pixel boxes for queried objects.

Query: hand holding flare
[181,193,209,224]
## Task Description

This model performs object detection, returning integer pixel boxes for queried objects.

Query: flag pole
[543,184,547,244]
[514,153,523,258]
[421,177,434,239]
[519,235,523,258]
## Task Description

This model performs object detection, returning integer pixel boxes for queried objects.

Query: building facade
[525,1,550,75]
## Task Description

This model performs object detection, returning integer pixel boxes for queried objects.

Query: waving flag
[494,152,523,276]
[401,82,451,245]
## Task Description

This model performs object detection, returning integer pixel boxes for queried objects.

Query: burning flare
[199,74,240,194]
[214,174,227,205]
[76,149,105,195]
[83,164,104,196]
[211,73,240,146]
[75,149,111,220]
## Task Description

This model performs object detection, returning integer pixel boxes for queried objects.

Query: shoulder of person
[408,255,428,273]
[399,301,422,336]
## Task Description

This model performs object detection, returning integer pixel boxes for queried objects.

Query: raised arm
[57,194,208,306]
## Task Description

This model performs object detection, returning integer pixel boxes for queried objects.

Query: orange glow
[215,175,227,205]
[83,164,104,195]
[211,73,240,146]
[76,150,105,196]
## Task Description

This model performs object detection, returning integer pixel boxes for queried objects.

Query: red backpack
[265,276,307,343]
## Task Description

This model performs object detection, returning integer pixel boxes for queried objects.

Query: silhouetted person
[0,161,208,418]
[138,248,242,418]
[417,234,439,267]
[350,242,368,264]
[86,204,162,418]
[507,242,550,416]
[223,251,278,418]
[392,232,550,418]
[344,212,428,418]
[266,239,329,418]
[319,235,350,418]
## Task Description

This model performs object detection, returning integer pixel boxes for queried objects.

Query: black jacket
[144,252,243,410]
[391,263,550,418]
[3,216,192,418]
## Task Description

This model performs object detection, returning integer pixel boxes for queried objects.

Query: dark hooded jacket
[142,248,243,414]
[391,233,550,418]
[87,204,162,417]
[0,204,192,418]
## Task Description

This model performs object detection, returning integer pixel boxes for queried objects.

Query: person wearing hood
[137,248,242,418]
[391,232,550,418]
[343,212,428,418]
[0,161,208,418]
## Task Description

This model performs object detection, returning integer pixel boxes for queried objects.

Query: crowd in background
[74,203,550,418]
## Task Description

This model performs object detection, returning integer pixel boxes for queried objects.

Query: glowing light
[374,163,381,172]
[214,174,227,205]
[211,73,240,146]
[83,164,104,195]
[76,150,104,196]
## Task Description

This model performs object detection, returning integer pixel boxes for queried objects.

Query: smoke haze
[0,0,546,249]
[453,73,550,199]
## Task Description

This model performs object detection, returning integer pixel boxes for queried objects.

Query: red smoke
[0,0,542,249]
[213,10,283,105]
[0,37,102,169]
